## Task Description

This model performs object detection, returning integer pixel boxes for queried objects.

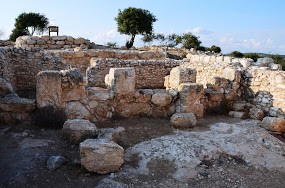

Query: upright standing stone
[106,68,135,96]
[166,67,197,89]
[36,71,62,108]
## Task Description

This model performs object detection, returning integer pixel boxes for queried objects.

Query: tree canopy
[9,12,49,41]
[115,7,157,48]
[180,32,201,49]
[229,51,244,58]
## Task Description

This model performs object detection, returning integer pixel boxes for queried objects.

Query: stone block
[205,89,224,102]
[87,87,113,101]
[36,71,62,108]
[249,108,264,120]
[178,83,204,105]
[168,67,197,89]
[207,77,229,91]
[228,111,245,119]
[80,139,124,174]
[98,128,120,144]
[74,38,85,45]
[223,68,241,82]
[261,117,285,132]
[107,68,135,96]
[65,101,91,120]
[0,94,35,113]
[62,85,86,102]
[180,104,204,118]
[151,92,172,108]
[170,113,197,128]
[62,119,98,144]
[0,78,13,97]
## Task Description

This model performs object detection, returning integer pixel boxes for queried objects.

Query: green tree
[244,53,260,62]
[166,33,180,47]
[106,42,117,48]
[267,54,285,70]
[229,51,244,58]
[180,32,201,49]
[207,45,221,53]
[115,7,157,48]
[142,33,155,46]
[154,33,165,46]
[9,12,49,41]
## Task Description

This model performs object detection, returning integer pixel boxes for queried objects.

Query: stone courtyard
[0,35,285,187]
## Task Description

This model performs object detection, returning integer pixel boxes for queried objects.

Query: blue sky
[0,0,285,54]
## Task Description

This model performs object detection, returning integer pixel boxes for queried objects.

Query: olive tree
[180,32,201,49]
[115,7,157,48]
[9,12,49,41]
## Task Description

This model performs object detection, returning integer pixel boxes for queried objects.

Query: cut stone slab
[151,92,172,108]
[0,94,35,113]
[96,178,128,188]
[167,67,197,89]
[46,156,67,171]
[62,119,98,144]
[106,68,135,96]
[98,128,120,144]
[228,111,245,119]
[249,108,264,120]
[261,117,285,132]
[86,87,113,101]
[80,139,124,174]
[36,71,62,108]
[171,113,197,128]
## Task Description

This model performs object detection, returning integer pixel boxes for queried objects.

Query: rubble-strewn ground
[0,116,285,188]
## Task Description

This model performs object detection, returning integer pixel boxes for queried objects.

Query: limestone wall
[0,40,14,47]
[15,36,91,49]
[44,49,166,73]
[87,58,181,89]
[0,47,67,90]
[243,69,285,117]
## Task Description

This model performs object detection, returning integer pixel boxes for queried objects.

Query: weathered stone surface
[106,68,135,96]
[80,139,124,174]
[170,113,197,128]
[180,104,204,118]
[178,83,204,105]
[233,102,246,111]
[205,89,224,102]
[223,68,239,82]
[87,87,112,101]
[135,89,152,103]
[0,78,13,97]
[167,67,197,89]
[37,71,62,108]
[98,128,120,144]
[207,77,229,91]
[261,117,285,132]
[0,94,35,112]
[62,119,98,144]
[151,92,172,108]
[228,111,245,119]
[62,85,86,102]
[65,101,91,120]
[96,178,128,188]
[74,38,85,45]
[46,156,67,171]
[249,108,264,120]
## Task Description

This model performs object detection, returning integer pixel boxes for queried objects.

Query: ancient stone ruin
[0,35,284,186]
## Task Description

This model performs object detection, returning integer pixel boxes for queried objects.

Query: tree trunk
[126,34,136,48]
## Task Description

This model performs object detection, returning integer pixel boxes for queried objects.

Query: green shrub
[244,53,260,62]
[229,51,244,58]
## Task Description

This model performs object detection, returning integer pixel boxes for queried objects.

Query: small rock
[249,108,264,120]
[46,156,67,171]
[261,117,285,132]
[98,128,120,144]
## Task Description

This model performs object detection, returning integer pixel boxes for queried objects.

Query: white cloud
[186,26,213,35]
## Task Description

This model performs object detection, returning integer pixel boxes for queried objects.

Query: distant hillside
[243,53,285,58]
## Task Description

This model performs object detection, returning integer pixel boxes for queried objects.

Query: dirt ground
[0,115,284,188]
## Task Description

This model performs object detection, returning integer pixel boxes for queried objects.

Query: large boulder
[261,117,285,132]
[80,139,124,174]
[62,119,98,144]
[151,92,172,108]
[0,78,13,97]
[170,113,197,128]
